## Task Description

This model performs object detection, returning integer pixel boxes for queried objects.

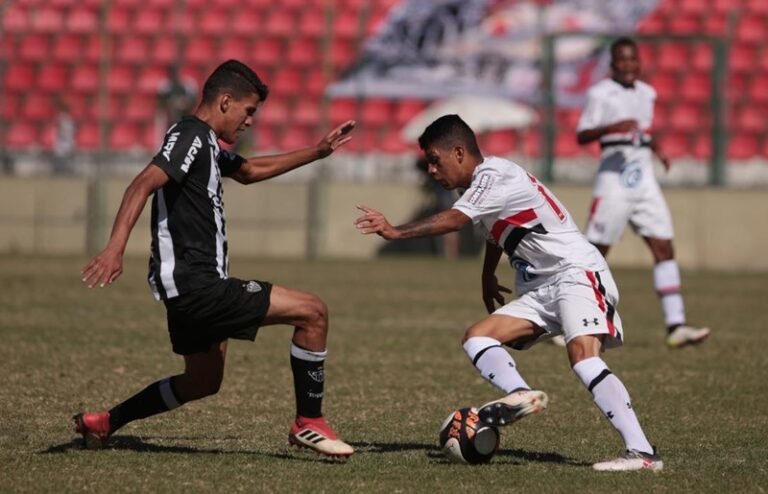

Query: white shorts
[585,178,674,246]
[494,268,624,350]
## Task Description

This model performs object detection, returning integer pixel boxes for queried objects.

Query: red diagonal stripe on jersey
[490,209,538,242]
[585,271,616,337]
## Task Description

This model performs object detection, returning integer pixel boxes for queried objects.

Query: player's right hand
[81,247,124,288]
[608,119,639,133]
[482,275,512,313]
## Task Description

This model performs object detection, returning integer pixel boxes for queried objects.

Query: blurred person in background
[576,37,710,349]
[155,65,198,148]
[52,98,76,175]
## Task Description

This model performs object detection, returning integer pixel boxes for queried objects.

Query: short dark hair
[418,114,481,156]
[610,36,637,59]
[202,60,269,104]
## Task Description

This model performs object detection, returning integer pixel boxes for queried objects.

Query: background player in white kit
[576,37,710,349]
[355,115,663,471]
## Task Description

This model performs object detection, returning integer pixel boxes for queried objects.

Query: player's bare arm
[649,138,671,171]
[355,206,469,240]
[576,119,639,144]
[230,120,355,184]
[81,163,169,288]
[481,241,512,313]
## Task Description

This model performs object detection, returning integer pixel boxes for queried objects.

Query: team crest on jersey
[245,281,262,293]
[621,162,643,189]
[162,132,180,161]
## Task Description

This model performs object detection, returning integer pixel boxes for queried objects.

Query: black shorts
[164,277,273,355]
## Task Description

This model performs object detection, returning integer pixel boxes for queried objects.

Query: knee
[302,295,329,334]
[197,375,223,398]
[652,241,675,262]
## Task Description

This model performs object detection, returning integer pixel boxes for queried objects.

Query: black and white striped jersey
[147,116,244,301]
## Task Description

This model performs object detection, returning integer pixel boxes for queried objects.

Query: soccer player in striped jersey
[576,37,710,349]
[76,60,355,457]
[355,115,663,471]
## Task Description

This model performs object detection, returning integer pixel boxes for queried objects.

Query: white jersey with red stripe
[452,156,607,291]
[577,78,658,198]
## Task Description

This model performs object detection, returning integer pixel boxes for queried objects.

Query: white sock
[463,336,530,393]
[572,357,653,454]
[654,260,686,327]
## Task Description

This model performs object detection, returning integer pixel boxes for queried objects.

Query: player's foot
[73,412,111,449]
[477,389,548,426]
[593,447,664,471]
[288,416,354,458]
[666,325,710,348]
[550,335,567,347]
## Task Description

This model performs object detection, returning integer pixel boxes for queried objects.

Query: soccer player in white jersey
[76,60,355,457]
[355,115,663,471]
[577,37,710,349]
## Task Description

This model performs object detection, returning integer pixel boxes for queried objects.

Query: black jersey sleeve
[217,148,245,177]
[152,123,207,183]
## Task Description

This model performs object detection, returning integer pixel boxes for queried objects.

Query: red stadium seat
[298,10,327,38]
[5,64,36,91]
[691,135,711,160]
[554,132,580,157]
[219,37,250,63]
[1,93,19,120]
[252,36,284,67]
[137,65,168,94]
[184,37,216,66]
[168,11,195,35]
[728,133,759,160]
[701,16,727,35]
[523,130,541,157]
[333,10,361,40]
[66,7,98,32]
[690,44,713,72]
[735,105,767,132]
[366,10,388,36]
[153,36,180,64]
[667,14,701,34]
[293,103,322,127]
[52,34,83,63]
[287,38,321,68]
[32,7,64,32]
[271,69,303,97]
[3,5,29,33]
[680,73,711,103]
[19,35,50,62]
[21,95,52,121]
[265,10,295,37]
[232,10,261,36]
[71,64,99,93]
[669,104,706,131]
[361,99,392,126]
[107,65,136,94]
[124,95,156,122]
[636,13,665,34]
[379,128,413,154]
[646,72,677,103]
[657,43,689,72]
[729,43,757,74]
[330,40,357,68]
[713,0,742,13]
[329,99,358,126]
[200,10,229,35]
[393,99,428,126]
[483,130,518,156]
[6,122,38,149]
[679,0,708,14]
[659,132,690,159]
[736,15,766,44]
[556,109,581,129]
[38,64,69,93]
[63,94,89,120]
[745,0,768,14]
[115,36,151,64]
[134,9,165,34]
[279,127,311,150]
[259,97,290,125]
[106,8,132,35]
[109,122,141,150]
[747,76,768,105]
[77,123,100,151]
[254,122,279,150]
[83,34,106,63]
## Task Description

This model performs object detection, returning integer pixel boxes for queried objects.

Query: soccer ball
[439,407,500,464]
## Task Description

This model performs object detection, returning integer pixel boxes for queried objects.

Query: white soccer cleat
[477,389,548,427]
[666,325,710,348]
[593,448,664,472]
[550,335,567,347]
[288,416,354,458]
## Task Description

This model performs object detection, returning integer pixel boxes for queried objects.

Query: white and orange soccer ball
[439,407,500,464]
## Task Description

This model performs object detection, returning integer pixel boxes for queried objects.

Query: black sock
[290,344,326,418]
[667,323,681,335]
[108,376,185,433]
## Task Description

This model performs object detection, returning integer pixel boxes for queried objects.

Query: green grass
[0,255,766,493]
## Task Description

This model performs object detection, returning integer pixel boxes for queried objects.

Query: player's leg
[74,341,227,449]
[561,269,661,471]
[261,285,353,457]
[634,188,710,347]
[462,309,549,426]
[584,196,630,259]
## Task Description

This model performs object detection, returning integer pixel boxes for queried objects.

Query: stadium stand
[1,0,766,163]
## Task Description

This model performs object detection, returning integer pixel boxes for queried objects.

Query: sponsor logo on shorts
[583,317,600,327]
[308,370,325,383]
[621,162,642,189]
[245,281,262,293]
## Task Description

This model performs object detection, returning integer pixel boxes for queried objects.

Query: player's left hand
[354,205,401,240]
[81,246,124,288]
[658,153,671,171]
[316,120,356,158]
[482,274,512,313]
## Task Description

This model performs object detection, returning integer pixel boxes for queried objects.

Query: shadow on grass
[40,436,352,464]
[350,441,590,467]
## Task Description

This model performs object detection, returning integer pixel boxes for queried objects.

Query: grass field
[1,255,766,493]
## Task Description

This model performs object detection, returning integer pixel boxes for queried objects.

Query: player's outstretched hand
[354,205,401,240]
[317,120,356,158]
[481,274,512,313]
[81,247,124,288]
